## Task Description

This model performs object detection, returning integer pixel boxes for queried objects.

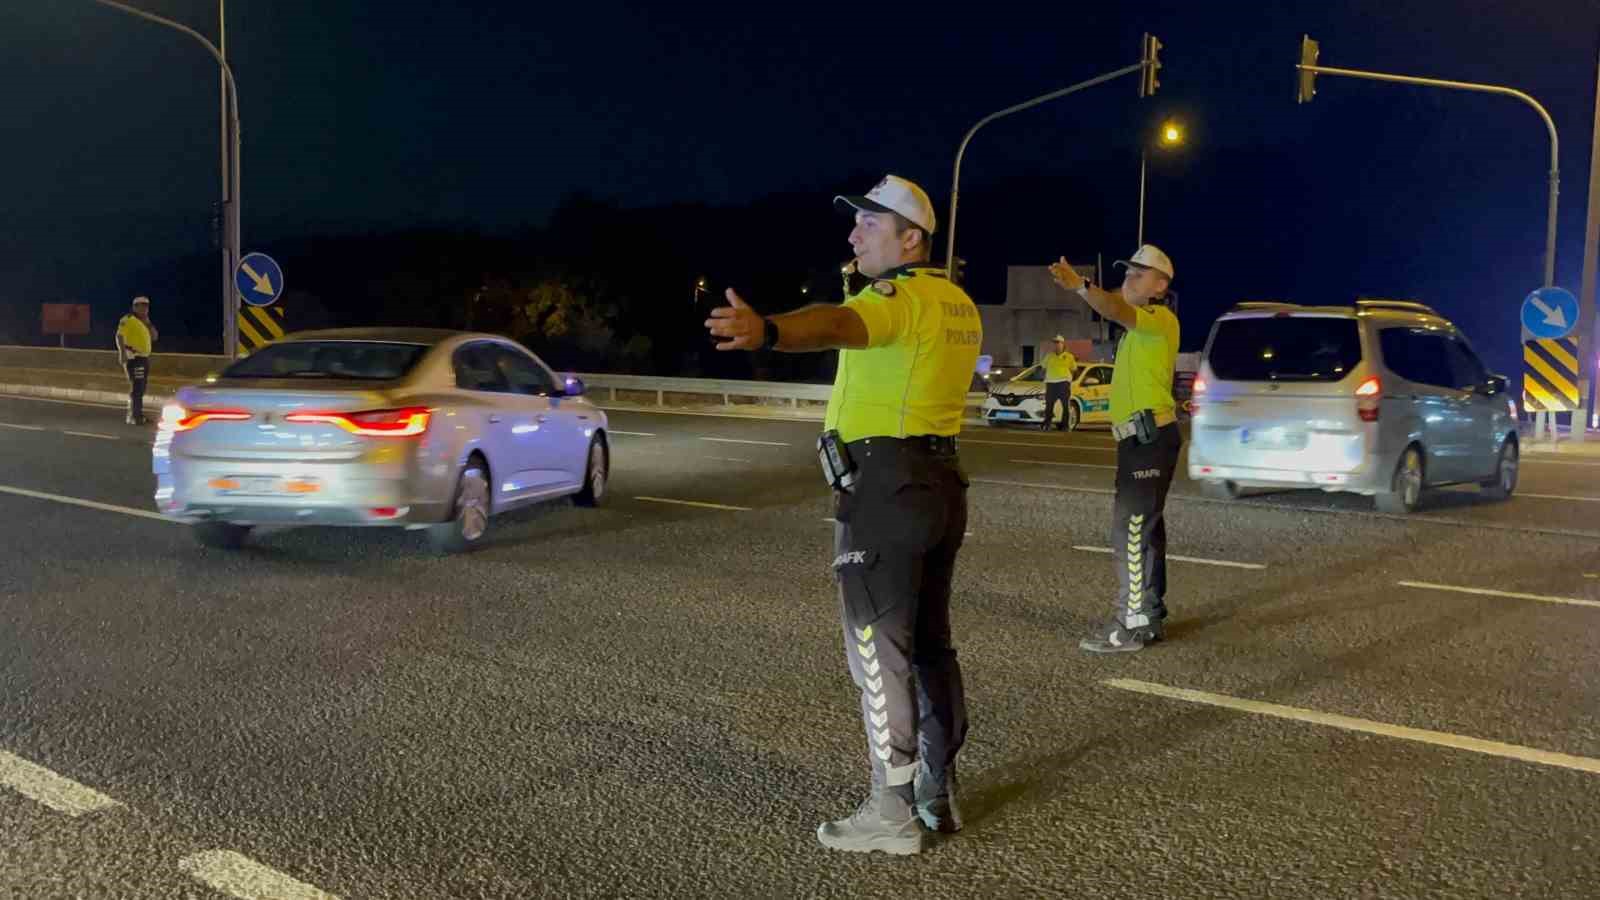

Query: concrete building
[978,264,1115,368]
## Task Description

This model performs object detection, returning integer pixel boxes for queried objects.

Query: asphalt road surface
[3,393,1597,899]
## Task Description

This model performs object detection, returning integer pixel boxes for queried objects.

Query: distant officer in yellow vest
[115,295,159,425]
[1039,335,1078,431]
[1050,245,1180,653]
[705,174,979,855]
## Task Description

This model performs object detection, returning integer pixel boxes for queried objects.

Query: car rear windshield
[222,341,429,380]
[1207,316,1362,382]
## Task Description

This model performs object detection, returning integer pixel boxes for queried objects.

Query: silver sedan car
[152,328,610,553]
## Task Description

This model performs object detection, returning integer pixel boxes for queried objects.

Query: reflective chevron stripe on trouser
[1111,422,1182,627]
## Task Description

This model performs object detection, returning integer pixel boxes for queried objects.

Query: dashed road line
[63,430,122,441]
[1010,458,1115,470]
[179,850,341,900]
[635,496,751,511]
[699,437,790,447]
[1397,580,1600,610]
[0,484,171,522]
[961,437,1115,452]
[1073,545,1266,570]
[0,749,123,817]
[1517,491,1600,503]
[1106,678,1600,776]
[0,422,46,431]
[608,430,656,437]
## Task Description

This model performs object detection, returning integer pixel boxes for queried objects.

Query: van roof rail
[1228,301,1298,311]
[1355,298,1441,316]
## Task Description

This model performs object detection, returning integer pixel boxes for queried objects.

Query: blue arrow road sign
[235,252,284,307]
[1521,286,1577,340]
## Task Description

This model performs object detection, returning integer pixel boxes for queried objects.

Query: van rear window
[1207,317,1361,382]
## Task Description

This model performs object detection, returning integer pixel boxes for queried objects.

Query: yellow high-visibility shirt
[117,315,153,357]
[824,265,982,442]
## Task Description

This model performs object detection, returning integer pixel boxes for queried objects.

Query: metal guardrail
[0,345,986,418]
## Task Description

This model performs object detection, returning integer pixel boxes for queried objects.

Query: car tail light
[1355,375,1381,422]
[283,407,432,437]
[162,405,252,431]
[1190,376,1206,414]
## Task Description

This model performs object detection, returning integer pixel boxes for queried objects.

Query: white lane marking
[1009,458,1115,470]
[0,484,172,523]
[179,850,341,900]
[63,430,122,441]
[1517,492,1600,503]
[709,456,752,463]
[0,422,46,431]
[0,749,123,817]
[1106,678,1600,776]
[1397,580,1600,610]
[970,477,1114,496]
[608,430,656,437]
[1073,545,1266,570]
[699,437,790,447]
[1520,457,1600,468]
[0,393,143,410]
[960,437,1115,452]
[634,496,751,511]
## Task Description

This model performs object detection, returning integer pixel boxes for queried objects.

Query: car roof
[1217,299,1454,327]
[271,327,507,346]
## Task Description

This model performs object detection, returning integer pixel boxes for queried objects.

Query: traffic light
[1139,33,1163,98]
[950,256,967,286]
[1297,35,1320,104]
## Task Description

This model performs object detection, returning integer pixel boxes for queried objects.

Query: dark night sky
[3,0,1598,378]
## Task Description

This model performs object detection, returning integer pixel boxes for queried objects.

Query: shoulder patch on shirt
[871,280,896,297]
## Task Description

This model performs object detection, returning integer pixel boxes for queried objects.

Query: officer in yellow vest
[1039,335,1078,431]
[1049,245,1180,652]
[115,295,159,425]
[705,174,979,855]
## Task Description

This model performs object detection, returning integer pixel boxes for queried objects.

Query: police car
[980,361,1114,430]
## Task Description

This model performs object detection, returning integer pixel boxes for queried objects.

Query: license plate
[996,411,1022,419]
[223,475,281,495]
[1239,429,1307,450]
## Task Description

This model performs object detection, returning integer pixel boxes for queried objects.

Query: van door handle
[488,415,502,424]
[536,414,549,423]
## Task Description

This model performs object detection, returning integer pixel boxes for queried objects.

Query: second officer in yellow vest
[705,174,979,856]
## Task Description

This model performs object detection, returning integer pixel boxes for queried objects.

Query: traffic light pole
[946,42,1158,280]
[1296,62,1559,291]
[1297,53,1570,440]
[93,0,243,359]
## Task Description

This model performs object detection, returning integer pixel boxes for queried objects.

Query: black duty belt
[846,434,959,456]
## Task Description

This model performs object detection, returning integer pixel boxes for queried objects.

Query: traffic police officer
[115,295,159,425]
[1049,245,1180,653]
[1039,335,1077,431]
[705,174,980,855]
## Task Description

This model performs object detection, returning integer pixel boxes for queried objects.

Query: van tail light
[162,405,252,431]
[1189,376,1207,414]
[283,406,432,437]
[1355,375,1381,422]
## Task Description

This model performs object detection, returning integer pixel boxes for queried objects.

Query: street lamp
[93,0,242,358]
[1137,118,1185,247]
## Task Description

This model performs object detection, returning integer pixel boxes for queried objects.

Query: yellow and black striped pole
[235,303,285,356]
[1523,338,1580,412]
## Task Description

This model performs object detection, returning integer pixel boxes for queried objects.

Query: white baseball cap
[1113,244,1175,280]
[1052,334,1067,342]
[835,175,937,234]
[132,295,151,306]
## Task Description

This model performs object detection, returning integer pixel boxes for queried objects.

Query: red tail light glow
[165,407,252,431]
[283,407,432,437]
[1356,375,1381,422]
[1189,375,1207,415]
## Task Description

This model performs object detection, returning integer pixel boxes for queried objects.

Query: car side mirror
[1480,374,1507,396]
[562,376,585,397]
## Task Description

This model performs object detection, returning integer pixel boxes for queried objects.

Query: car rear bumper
[155,455,451,526]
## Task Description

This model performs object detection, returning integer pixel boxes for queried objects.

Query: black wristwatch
[762,317,780,350]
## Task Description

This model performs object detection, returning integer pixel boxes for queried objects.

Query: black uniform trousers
[831,436,969,788]
[1111,422,1183,626]
[1041,381,1072,430]
[125,357,150,422]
